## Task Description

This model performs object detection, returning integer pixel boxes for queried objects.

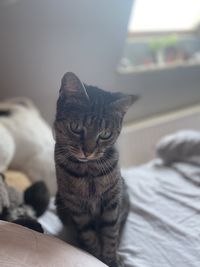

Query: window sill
[117,59,200,74]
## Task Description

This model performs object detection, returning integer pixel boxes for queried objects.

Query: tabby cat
[54,72,137,267]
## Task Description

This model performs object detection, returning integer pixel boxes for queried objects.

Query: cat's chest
[71,177,115,200]
[68,192,101,216]
[58,169,111,198]
[87,197,101,216]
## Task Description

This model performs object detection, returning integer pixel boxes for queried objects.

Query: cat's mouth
[78,157,89,162]
[70,149,103,162]
[77,154,102,162]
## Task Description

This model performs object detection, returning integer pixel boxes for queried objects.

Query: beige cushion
[0,221,106,267]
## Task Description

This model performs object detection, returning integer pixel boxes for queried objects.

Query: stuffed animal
[0,97,56,195]
[0,97,52,231]
[0,172,49,233]
[4,170,32,192]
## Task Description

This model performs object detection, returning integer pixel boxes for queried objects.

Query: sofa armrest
[0,220,107,267]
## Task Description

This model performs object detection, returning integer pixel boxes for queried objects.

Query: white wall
[0,0,200,124]
[0,0,133,123]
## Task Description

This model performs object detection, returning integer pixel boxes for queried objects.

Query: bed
[1,130,200,267]
[39,130,200,267]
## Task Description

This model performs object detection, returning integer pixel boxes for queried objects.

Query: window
[129,0,200,34]
[118,0,200,73]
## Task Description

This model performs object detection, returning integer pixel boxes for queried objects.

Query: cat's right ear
[59,72,89,100]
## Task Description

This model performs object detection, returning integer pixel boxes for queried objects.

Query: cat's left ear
[60,72,89,99]
[111,93,139,115]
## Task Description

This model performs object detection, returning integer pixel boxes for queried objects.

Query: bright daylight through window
[118,0,200,73]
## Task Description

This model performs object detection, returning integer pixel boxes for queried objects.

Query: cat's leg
[72,211,101,259]
[56,193,100,256]
[100,205,123,267]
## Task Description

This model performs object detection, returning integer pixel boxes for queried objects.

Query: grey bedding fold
[156,130,200,165]
[119,130,200,267]
[120,161,200,267]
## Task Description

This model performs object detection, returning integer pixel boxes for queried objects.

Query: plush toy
[4,170,32,192]
[0,97,56,195]
[0,172,49,233]
[0,97,53,231]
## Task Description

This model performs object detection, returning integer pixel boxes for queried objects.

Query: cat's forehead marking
[81,81,89,100]
[84,115,108,132]
[101,119,106,129]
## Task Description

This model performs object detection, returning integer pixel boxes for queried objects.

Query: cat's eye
[99,130,112,140]
[69,121,82,134]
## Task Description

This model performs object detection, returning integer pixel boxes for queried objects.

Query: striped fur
[54,72,136,267]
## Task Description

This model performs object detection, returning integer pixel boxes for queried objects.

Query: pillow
[0,221,107,267]
[156,130,200,165]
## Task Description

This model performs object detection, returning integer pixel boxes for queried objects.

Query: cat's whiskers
[99,157,116,183]
[56,150,72,165]
[97,158,110,186]
[100,156,113,171]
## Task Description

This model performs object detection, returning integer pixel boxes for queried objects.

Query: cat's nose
[84,150,93,157]
[77,148,92,159]
[83,142,96,158]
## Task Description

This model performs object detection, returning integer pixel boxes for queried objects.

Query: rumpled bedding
[39,130,200,267]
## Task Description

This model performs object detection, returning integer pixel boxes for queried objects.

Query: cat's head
[54,72,138,162]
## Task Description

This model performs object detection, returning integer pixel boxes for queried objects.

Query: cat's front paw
[110,261,124,267]
[108,256,124,267]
